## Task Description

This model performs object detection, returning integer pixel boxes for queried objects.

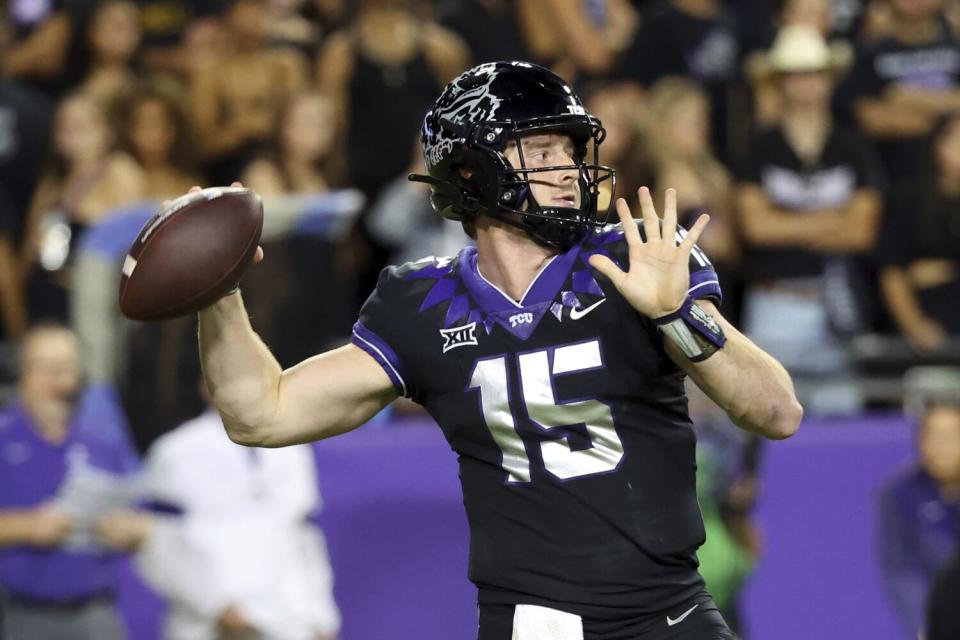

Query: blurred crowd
[0,0,959,413]
[0,0,959,639]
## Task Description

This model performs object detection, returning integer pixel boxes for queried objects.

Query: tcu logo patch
[440,322,479,353]
[509,312,533,328]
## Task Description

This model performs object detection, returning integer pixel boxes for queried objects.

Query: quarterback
[199,62,802,640]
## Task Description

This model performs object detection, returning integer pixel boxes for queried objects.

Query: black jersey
[351,223,722,620]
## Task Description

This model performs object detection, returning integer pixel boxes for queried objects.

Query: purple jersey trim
[457,244,581,316]
[351,322,408,397]
[688,268,722,302]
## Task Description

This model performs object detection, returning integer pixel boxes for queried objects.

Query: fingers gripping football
[119,183,264,320]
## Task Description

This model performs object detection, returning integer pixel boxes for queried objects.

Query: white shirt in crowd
[135,409,341,640]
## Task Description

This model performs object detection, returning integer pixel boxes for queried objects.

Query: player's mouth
[554,194,577,206]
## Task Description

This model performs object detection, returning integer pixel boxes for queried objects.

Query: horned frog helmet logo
[422,62,515,168]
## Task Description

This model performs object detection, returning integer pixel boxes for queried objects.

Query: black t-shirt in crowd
[617,1,739,86]
[737,124,883,281]
[836,26,960,181]
[615,1,740,158]
[928,551,960,640]
[878,180,960,331]
[352,223,721,620]
[0,81,54,240]
[439,0,529,66]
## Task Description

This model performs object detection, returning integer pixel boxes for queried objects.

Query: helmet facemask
[411,61,617,250]
[450,114,616,250]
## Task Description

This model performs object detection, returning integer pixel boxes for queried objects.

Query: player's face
[778,70,831,108]
[228,0,267,41]
[90,0,141,62]
[19,329,83,419]
[504,132,581,210]
[130,98,176,163]
[919,405,960,485]
[282,94,335,162]
[665,95,709,159]
[55,96,111,165]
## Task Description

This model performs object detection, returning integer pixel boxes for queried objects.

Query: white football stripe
[122,255,138,277]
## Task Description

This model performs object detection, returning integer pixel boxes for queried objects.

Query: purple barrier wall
[118,415,916,640]
[741,415,913,640]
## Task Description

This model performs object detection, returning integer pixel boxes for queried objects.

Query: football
[118,187,263,321]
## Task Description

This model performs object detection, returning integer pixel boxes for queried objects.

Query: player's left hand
[588,187,709,318]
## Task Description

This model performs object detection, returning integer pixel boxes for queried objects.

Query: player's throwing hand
[588,187,710,319]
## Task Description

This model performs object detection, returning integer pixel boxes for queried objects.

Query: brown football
[118,187,263,321]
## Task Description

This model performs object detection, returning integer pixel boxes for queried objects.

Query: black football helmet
[410,61,616,249]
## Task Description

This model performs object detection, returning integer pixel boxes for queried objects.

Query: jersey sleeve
[351,265,416,399]
[676,225,723,305]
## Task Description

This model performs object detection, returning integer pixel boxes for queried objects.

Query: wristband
[654,297,726,362]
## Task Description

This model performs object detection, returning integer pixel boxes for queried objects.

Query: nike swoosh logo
[666,604,699,627]
[569,298,606,320]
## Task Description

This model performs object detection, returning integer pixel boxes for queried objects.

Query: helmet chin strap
[492,187,589,250]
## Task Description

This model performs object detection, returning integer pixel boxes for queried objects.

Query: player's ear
[458,168,474,180]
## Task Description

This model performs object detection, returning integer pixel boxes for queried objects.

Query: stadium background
[1,0,958,638]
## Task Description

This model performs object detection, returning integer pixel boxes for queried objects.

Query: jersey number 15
[468,339,624,483]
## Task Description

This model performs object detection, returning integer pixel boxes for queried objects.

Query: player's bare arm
[199,292,397,447]
[589,187,803,440]
[169,181,398,447]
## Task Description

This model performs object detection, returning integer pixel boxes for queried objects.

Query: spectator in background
[119,79,201,200]
[744,0,843,129]
[517,0,638,81]
[241,89,359,372]
[0,215,25,342]
[367,141,468,265]
[316,0,468,202]
[879,112,960,352]
[838,0,960,181]
[0,323,139,640]
[0,79,54,340]
[191,0,309,184]
[264,0,321,59]
[582,81,649,212]
[0,3,72,95]
[66,0,143,106]
[21,92,145,322]
[96,399,341,640]
[736,25,883,413]
[438,0,534,66]
[241,90,339,195]
[616,0,741,159]
[927,544,960,640]
[136,0,224,76]
[879,367,960,640]
[643,77,740,318]
[0,80,55,240]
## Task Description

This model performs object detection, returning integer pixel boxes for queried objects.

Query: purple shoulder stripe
[351,322,408,397]
[688,268,722,302]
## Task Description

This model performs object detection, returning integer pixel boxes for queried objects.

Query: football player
[198,62,803,640]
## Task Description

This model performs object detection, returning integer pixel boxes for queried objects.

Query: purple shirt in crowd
[0,385,139,602]
[878,466,960,638]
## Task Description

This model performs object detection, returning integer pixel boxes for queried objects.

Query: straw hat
[746,24,852,82]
